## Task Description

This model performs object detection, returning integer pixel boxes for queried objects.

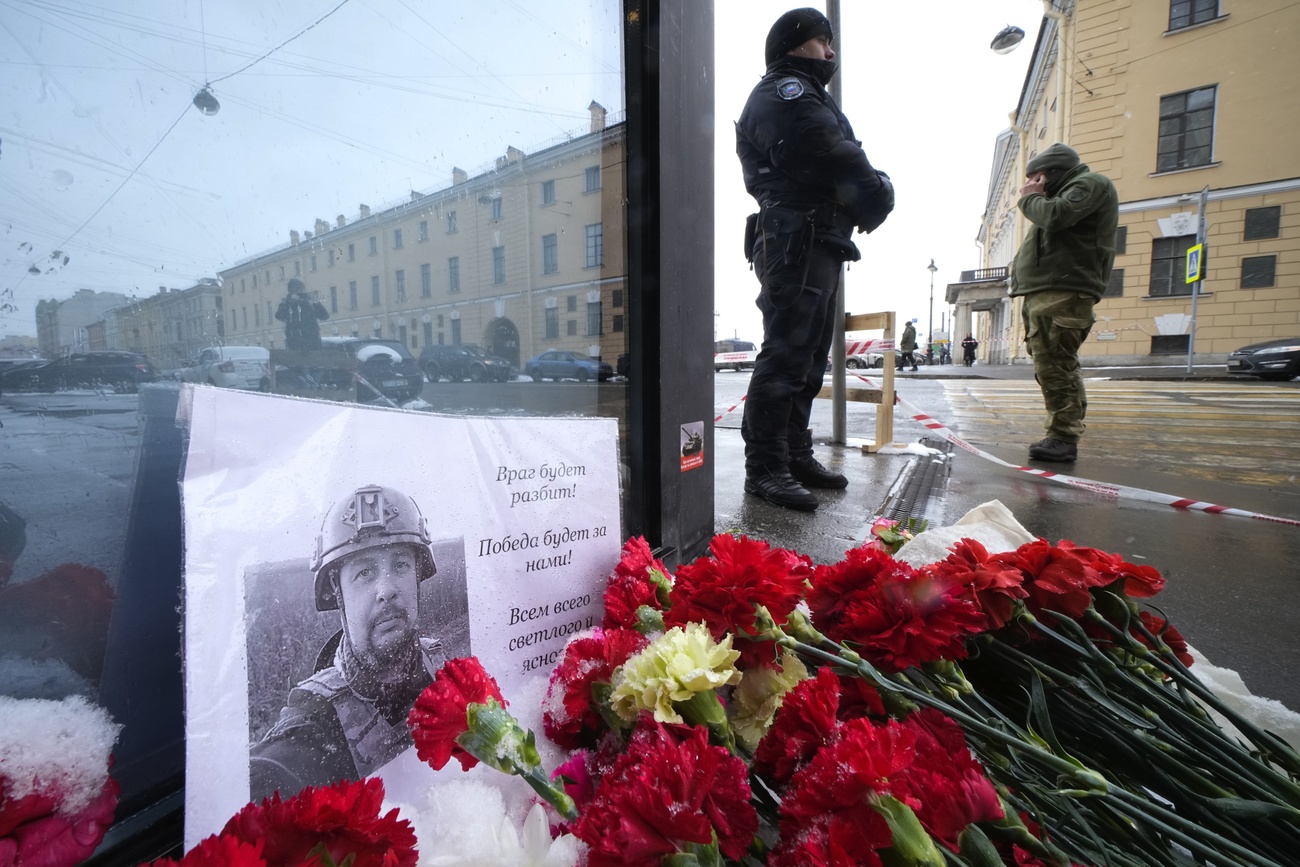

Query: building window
[329,286,338,313]
[394,228,403,249]
[1103,268,1125,298]
[447,210,457,233]
[492,246,506,285]
[267,301,272,323]
[586,300,602,336]
[294,261,301,276]
[349,281,358,310]
[328,249,335,267]
[348,243,356,262]
[1157,85,1216,172]
[448,257,460,293]
[369,236,378,255]
[371,276,381,306]
[585,166,600,192]
[241,307,247,328]
[451,318,462,345]
[254,305,261,326]
[422,322,432,344]
[566,320,578,336]
[542,234,558,274]
[566,295,577,312]
[545,308,559,339]
[1244,206,1281,241]
[612,314,624,332]
[278,266,285,279]
[542,180,556,205]
[1241,255,1277,289]
[1152,334,1190,354]
[1149,236,1196,297]
[395,269,406,301]
[612,288,624,307]
[240,279,245,293]
[1169,0,1218,31]
[1115,227,1128,255]
[490,198,503,221]
[311,255,317,272]
[253,273,258,288]
[585,223,603,267]
[419,220,429,241]
[266,270,271,284]
[231,310,236,330]
[420,264,432,298]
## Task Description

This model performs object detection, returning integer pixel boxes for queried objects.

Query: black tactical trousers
[742,241,843,473]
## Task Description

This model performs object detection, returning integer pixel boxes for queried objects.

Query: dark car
[315,337,425,402]
[523,350,614,382]
[1226,337,1300,381]
[0,351,156,393]
[419,343,515,383]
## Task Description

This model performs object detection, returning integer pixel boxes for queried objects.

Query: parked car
[714,339,757,372]
[177,346,270,391]
[845,352,884,369]
[1226,337,1300,381]
[0,351,155,393]
[524,350,614,382]
[418,343,515,383]
[311,337,425,402]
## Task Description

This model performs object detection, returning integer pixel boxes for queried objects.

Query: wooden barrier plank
[815,385,883,404]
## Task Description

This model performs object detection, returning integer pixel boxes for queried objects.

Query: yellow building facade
[219,108,627,371]
[952,0,1300,365]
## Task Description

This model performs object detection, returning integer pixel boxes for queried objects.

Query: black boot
[1028,437,1078,462]
[744,468,818,511]
[789,454,848,489]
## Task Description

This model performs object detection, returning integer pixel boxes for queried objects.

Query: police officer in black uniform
[248,484,445,800]
[737,8,894,511]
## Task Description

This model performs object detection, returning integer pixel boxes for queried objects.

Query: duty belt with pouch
[744,201,858,272]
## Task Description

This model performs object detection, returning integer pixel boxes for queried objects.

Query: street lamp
[927,259,938,363]
[990,24,1026,54]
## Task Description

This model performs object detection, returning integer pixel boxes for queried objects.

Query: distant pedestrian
[735,7,895,512]
[899,321,919,371]
[962,333,978,367]
[276,278,329,351]
[1010,143,1119,463]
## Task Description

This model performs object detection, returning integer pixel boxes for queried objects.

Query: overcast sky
[1,0,1035,342]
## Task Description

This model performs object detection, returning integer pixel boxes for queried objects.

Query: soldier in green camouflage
[1010,143,1119,462]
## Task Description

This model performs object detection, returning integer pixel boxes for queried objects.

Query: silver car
[178,346,271,390]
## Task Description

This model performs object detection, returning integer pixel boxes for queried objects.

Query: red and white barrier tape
[850,373,1300,528]
[715,394,746,422]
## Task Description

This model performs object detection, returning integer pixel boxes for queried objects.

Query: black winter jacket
[736,56,893,236]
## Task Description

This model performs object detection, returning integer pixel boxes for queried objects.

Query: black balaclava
[765,8,836,84]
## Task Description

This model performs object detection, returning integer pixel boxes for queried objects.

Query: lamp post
[927,259,937,363]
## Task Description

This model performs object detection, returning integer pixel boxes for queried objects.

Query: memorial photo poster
[179,386,621,846]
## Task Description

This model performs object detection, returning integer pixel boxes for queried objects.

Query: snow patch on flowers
[0,694,119,813]
[393,780,582,867]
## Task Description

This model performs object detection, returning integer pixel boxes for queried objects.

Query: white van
[178,346,270,391]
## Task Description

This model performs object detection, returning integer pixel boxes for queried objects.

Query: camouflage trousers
[1021,290,1096,443]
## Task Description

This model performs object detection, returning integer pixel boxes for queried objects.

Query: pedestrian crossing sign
[1186,244,1204,284]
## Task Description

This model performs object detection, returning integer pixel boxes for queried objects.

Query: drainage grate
[878,437,953,525]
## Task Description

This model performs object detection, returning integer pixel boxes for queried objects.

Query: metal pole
[828,0,846,444]
[1186,185,1209,373]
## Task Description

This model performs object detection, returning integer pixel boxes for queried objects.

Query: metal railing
[958,267,1009,283]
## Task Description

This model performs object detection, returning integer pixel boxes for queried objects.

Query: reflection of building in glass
[35,289,130,357]
[951,1,1300,365]
[220,104,627,369]
[108,280,226,369]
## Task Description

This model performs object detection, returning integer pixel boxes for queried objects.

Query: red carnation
[667,534,812,667]
[772,718,916,867]
[0,775,118,867]
[996,539,1111,622]
[575,721,758,866]
[220,777,416,867]
[408,657,506,772]
[808,546,913,641]
[149,835,266,867]
[754,667,843,785]
[1137,612,1194,667]
[543,627,648,749]
[1061,541,1165,598]
[837,675,886,721]
[835,572,986,673]
[926,538,1029,629]
[895,709,1002,850]
[602,537,670,630]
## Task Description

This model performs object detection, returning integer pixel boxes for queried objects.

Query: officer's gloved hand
[857,171,895,234]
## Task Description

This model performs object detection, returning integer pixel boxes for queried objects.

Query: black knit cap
[765,8,833,66]
[287,278,305,291]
